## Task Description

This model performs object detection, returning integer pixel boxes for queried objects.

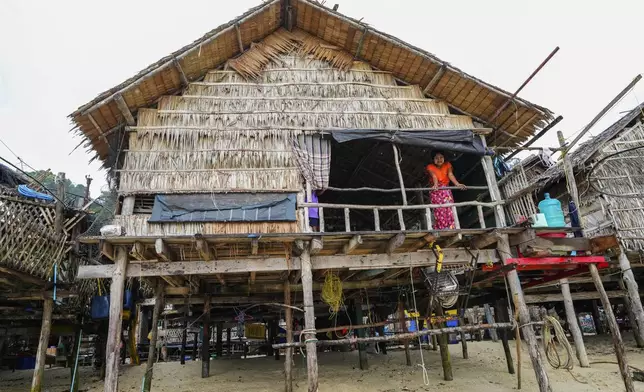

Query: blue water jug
[538,193,566,227]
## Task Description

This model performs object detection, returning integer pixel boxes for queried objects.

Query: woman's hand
[455,183,467,190]
[431,183,439,190]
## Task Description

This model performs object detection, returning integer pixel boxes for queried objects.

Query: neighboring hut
[67,2,628,392]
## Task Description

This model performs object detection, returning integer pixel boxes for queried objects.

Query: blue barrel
[538,193,565,227]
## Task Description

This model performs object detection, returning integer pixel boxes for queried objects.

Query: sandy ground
[4,336,644,392]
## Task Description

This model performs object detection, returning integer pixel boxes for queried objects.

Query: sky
[1,0,644,197]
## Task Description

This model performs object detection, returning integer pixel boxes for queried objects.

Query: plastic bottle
[538,193,566,227]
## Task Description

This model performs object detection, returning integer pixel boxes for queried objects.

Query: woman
[426,151,466,229]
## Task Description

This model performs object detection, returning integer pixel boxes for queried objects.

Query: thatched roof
[0,163,29,188]
[69,0,553,164]
[534,103,644,187]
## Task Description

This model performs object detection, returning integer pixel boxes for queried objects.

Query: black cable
[0,154,66,206]
[587,145,644,198]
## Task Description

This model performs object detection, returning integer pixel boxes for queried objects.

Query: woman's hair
[432,150,446,160]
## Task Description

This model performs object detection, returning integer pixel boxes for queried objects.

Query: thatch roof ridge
[534,102,644,187]
[69,0,555,164]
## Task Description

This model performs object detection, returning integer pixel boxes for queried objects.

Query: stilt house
[67,2,630,392]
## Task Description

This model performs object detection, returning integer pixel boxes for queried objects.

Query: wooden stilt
[226,328,232,357]
[201,295,211,378]
[495,299,515,374]
[143,279,164,392]
[284,282,294,392]
[484,304,498,342]
[591,300,604,334]
[104,246,128,392]
[216,322,223,358]
[397,300,412,365]
[560,278,590,367]
[354,299,368,370]
[435,305,453,381]
[31,298,53,392]
[500,236,551,392]
[301,246,319,392]
[193,333,198,361]
[589,264,634,392]
[618,253,644,346]
[180,298,188,365]
[458,310,468,358]
[376,325,387,354]
[69,320,82,392]
[619,279,644,347]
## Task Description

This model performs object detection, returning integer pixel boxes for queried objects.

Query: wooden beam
[251,238,259,255]
[77,249,498,279]
[165,286,190,296]
[524,290,627,304]
[387,233,406,255]
[142,279,164,392]
[284,281,293,392]
[249,271,257,285]
[101,241,114,261]
[87,113,112,149]
[560,278,590,367]
[354,28,367,58]
[202,296,211,378]
[0,267,46,286]
[130,242,153,261]
[423,65,446,95]
[155,238,175,262]
[195,235,225,285]
[300,246,319,391]
[172,58,189,87]
[113,94,135,126]
[341,235,362,254]
[471,229,502,249]
[235,23,244,53]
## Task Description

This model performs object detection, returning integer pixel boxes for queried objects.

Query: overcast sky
[1,0,643,197]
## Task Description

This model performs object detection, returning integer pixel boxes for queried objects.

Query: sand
[4,336,644,392]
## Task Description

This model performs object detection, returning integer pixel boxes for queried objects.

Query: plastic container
[538,193,566,227]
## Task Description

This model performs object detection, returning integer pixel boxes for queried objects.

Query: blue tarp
[17,184,54,202]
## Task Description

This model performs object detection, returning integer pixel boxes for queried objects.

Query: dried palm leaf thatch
[119,169,301,193]
[113,215,298,236]
[160,95,449,115]
[292,30,354,71]
[228,29,301,79]
[123,150,296,171]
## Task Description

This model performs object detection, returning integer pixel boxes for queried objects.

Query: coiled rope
[320,271,352,338]
[542,316,574,370]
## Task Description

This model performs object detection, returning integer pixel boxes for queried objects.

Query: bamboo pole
[104,247,128,392]
[284,282,293,392]
[484,304,498,342]
[216,322,224,357]
[272,322,517,349]
[398,300,411,366]
[618,279,644,348]
[589,264,634,392]
[560,278,590,367]
[391,144,408,205]
[301,246,319,392]
[618,253,644,346]
[201,296,211,378]
[30,298,53,392]
[69,320,82,392]
[143,279,164,392]
[180,297,188,365]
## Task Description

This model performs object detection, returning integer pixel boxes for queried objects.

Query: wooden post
[70,319,82,392]
[104,246,128,392]
[121,195,135,216]
[591,300,604,334]
[391,143,408,205]
[560,278,590,367]
[495,299,515,374]
[618,253,644,346]
[143,279,164,392]
[201,295,211,378]
[589,264,634,391]
[619,279,644,347]
[193,333,198,361]
[397,300,412,366]
[226,328,232,357]
[54,172,65,233]
[501,235,552,392]
[435,305,453,381]
[284,282,294,392]
[354,299,368,370]
[216,322,223,358]
[484,304,498,342]
[30,298,53,392]
[180,298,188,365]
[301,245,319,392]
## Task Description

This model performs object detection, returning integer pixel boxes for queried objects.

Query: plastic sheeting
[330,129,490,156]
[149,193,297,223]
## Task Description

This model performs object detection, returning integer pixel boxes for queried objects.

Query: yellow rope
[321,271,343,317]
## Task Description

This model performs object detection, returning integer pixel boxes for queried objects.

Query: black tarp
[149,193,297,223]
[330,129,490,156]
